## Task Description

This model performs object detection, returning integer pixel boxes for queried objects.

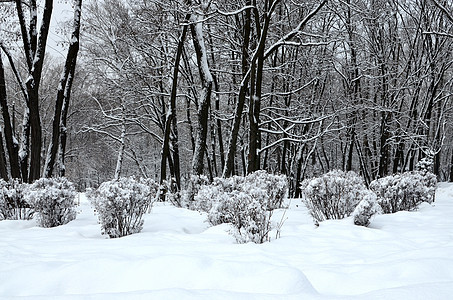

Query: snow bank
[1,184,453,299]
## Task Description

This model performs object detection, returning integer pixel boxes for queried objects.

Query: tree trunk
[58,56,77,177]
[0,52,21,179]
[186,95,195,152]
[18,0,53,182]
[19,109,30,182]
[114,111,126,180]
[190,15,213,176]
[223,2,252,178]
[0,131,9,181]
[160,16,189,187]
[27,89,42,182]
[247,34,269,173]
[44,0,82,178]
[209,105,218,176]
[378,112,391,178]
[248,0,281,174]
[450,151,453,182]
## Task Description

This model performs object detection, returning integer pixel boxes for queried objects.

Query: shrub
[139,177,159,206]
[193,177,230,213]
[194,171,288,213]
[300,170,369,223]
[0,179,34,220]
[88,177,156,238]
[416,157,434,174]
[370,171,436,214]
[195,171,288,244]
[160,175,210,208]
[207,186,274,244]
[25,177,77,228]
[244,170,288,209]
[352,191,382,227]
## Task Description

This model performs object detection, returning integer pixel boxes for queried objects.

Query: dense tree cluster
[0,0,452,195]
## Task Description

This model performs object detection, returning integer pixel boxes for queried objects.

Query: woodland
[0,0,452,196]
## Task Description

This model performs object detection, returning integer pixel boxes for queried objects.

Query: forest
[0,0,452,197]
[1,2,453,297]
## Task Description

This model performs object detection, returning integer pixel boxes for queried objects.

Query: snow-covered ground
[1,184,453,299]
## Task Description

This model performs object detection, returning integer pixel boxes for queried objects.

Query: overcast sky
[47,1,74,58]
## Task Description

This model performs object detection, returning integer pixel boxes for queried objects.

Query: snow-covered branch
[263,0,328,60]
[0,42,28,103]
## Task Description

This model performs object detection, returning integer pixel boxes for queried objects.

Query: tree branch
[264,0,328,60]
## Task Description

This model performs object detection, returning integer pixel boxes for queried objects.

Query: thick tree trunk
[27,90,42,182]
[0,52,21,179]
[191,16,213,176]
[248,0,283,173]
[248,29,270,173]
[15,0,53,182]
[0,44,28,180]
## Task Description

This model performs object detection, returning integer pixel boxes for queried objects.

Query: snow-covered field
[1,184,453,299]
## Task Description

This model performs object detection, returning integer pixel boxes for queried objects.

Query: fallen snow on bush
[1,184,453,299]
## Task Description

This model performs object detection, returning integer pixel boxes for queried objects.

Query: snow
[192,15,213,83]
[1,184,453,299]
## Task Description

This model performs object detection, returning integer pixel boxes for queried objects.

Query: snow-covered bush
[300,170,369,223]
[208,187,273,244]
[196,171,288,244]
[244,170,288,209]
[0,179,33,220]
[139,177,159,205]
[193,177,229,213]
[88,177,156,238]
[352,191,382,227]
[370,171,436,214]
[416,157,434,174]
[25,177,77,228]
[194,171,288,213]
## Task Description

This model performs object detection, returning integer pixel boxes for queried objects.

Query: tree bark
[190,15,213,176]
[160,15,188,188]
[450,151,453,182]
[44,0,82,178]
[247,2,274,173]
[223,2,252,177]
[58,56,77,177]
[15,0,53,182]
[114,109,126,180]
[0,131,9,181]
[0,51,21,179]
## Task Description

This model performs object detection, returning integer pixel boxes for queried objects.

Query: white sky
[47,1,74,58]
